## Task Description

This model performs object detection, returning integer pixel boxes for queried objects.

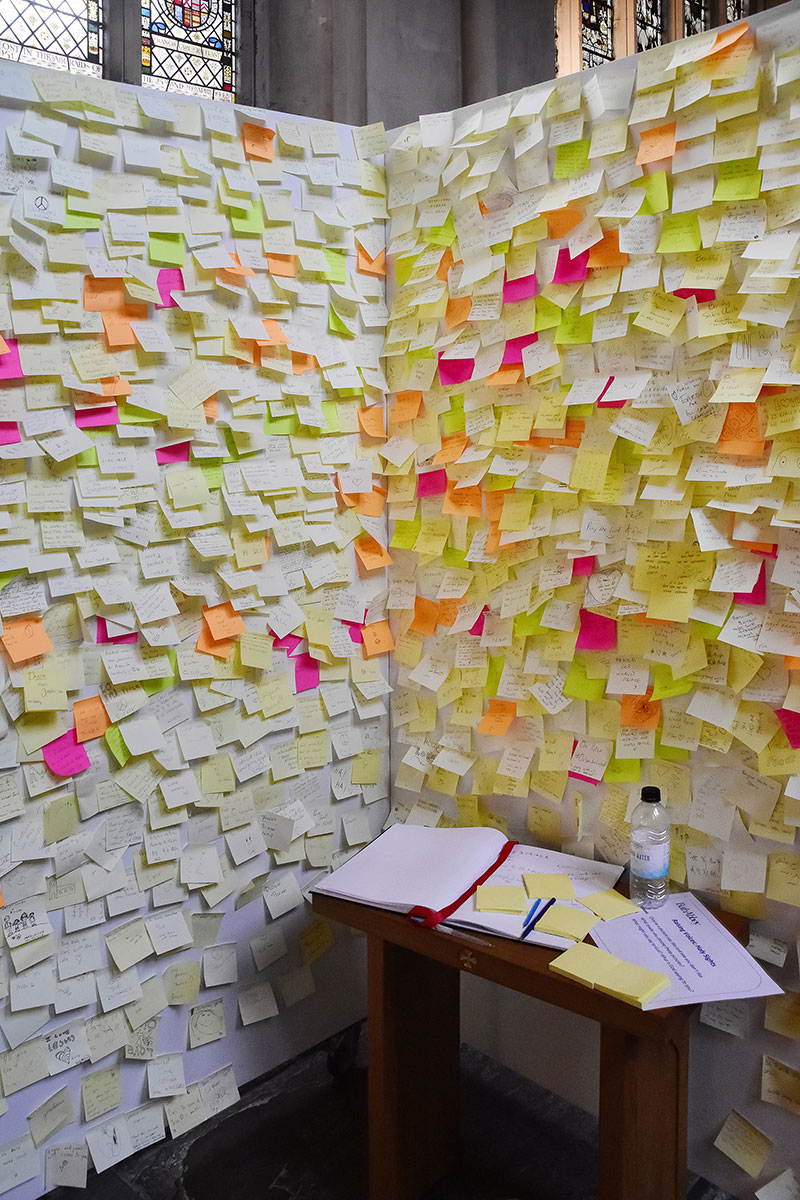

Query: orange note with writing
[358,406,386,439]
[203,602,246,641]
[636,123,677,165]
[478,699,517,736]
[73,696,111,743]
[0,617,52,664]
[242,121,275,161]
[620,690,662,730]
[362,621,395,657]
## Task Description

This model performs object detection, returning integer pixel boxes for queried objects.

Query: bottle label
[630,841,670,879]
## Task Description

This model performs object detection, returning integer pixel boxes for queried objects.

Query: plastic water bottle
[629,785,670,909]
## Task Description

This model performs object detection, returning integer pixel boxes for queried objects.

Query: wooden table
[313,891,747,1200]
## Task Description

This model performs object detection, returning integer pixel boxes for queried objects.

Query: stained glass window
[581,0,614,69]
[636,0,663,52]
[142,0,235,102]
[0,0,101,74]
[684,0,711,37]
[726,0,750,21]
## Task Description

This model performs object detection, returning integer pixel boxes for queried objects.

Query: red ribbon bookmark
[407,839,519,928]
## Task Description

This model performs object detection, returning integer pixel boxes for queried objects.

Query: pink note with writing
[553,248,590,285]
[502,333,538,365]
[576,609,617,651]
[0,421,20,445]
[156,268,185,308]
[417,469,447,497]
[572,556,595,577]
[503,273,538,303]
[43,729,91,777]
[96,617,138,645]
[438,354,474,387]
[156,442,191,464]
[734,559,766,606]
[75,404,118,428]
[272,633,303,656]
[295,652,319,692]
[777,708,800,749]
[0,339,23,381]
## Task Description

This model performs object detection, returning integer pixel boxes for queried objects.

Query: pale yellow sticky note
[580,890,641,920]
[548,942,619,988]
[596,961,670,1008]
[523,873,576,901]
[764,993,800,1041]
[474,885,529,915]
[714,1110,773,1178]
[762,1054,800,1117]
[534,905,599,941]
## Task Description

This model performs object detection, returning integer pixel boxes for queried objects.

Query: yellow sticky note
[522,873,576,901]
[580,890,641,920]
[596,960,670,1008]
[474,885,529,914]
[713,1110,773,1178]
[534,904,599,941]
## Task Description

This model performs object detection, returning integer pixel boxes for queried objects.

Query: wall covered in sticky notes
[382,5,800,1194]
[0,59,391,1199]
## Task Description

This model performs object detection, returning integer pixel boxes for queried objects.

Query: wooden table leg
[367,933,461,1200]
[597,1019,689,1200]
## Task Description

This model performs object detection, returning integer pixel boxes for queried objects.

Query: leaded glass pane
[685,0,711,37]
[142,0,235,102]
[582,0,614,69]
[726,0,750,21]
[0,0,101,74]
[636,0,664,52]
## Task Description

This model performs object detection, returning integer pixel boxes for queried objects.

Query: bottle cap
[641,785,661,803]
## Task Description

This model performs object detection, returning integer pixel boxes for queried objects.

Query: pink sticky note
[503,273,538,303]
[568,770,601,786]
[156,268,185,308]
[777,708,800,749]
[576,609,617,651]
[75,404,118,428]
[272,633,303,656]
[572,556,595,577]
[0,421,20,445]
[417,469,447,497]
[438,354,474,387]
[0,339,23,381]
[342,621,364,645]
[43,728,91,777]
[295,652,319,692]
[502,333,538,365]
[597,376,625,409]
[734,559,766,606]
[553,248,590,285]
[156,441,191,464]
[673,288,715,303]
[469,607,487,636]
[96,617,138,645]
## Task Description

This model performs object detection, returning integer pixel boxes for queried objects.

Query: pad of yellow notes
[534,904,599,942]
[549,942,670,1009]
[580,890,641,920]
[474,884,529,914]
[523,873,576,901]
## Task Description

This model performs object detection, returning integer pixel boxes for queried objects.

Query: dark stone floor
[57,1028,733,1200]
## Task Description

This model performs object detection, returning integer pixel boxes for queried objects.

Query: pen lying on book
[520,897,556,941]
[519,898,541,940]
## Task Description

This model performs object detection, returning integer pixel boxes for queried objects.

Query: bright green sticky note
[555,306,593,345]
[328,307,354,338]
[118,403,159,426]
[141,676,175,697]
[650,663,693,702]
[106,726,130,767]
[395,255,418,286]
[486,475,515,490]
[633,170,669,214]
[486,655,505,698]
[263,411,296,435]
[322,249,347,283]
[515,609,544,638]
[63,211,102,231]
[0,570,23,592]
[657,213,701,254]
[427,213,456,247]
[74,444,99,467]
[563,656,605,701]
[655,735,690,762]
[605,756,641,783]
[534,296,561,332]
[231,201,265,236]
[321,400,340,433]
[391,515,422,550]
[553,138,590,179]
[442,547,467,569]
[442,406,466,435]
[149,233,185,266]
[200,463,223,489]
[714,158,762,202]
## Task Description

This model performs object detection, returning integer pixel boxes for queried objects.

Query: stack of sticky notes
[533,904,600,942]
[522,873,577,901]
[475,884,529,914]
[549,943,670,1009]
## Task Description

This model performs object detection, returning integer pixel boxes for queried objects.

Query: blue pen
[519,898,541,938]
[521,896,556,941]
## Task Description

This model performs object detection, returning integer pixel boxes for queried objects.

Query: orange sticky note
[202,602,246,641]
[442,481,482,518]
[357,246,386,277]
[292,352,317,375]
[73,696,111,743]
[351,487,386,518]
[354,534,392,572]
[477,699,517,736]
[259,319,289,346]
[362,620,395,657]
[196,626,234,659]
[433,433,469,465]
[392,392,423,424]
[242,121,275,161]
[545,208,583,238]
[446,297,472,329]
[587,228,628,268]
[620,690,662,730]
[358,406,386,439]
[719,404,765,457]
[0,617,53,664]
[83,277,126,312]
[409,596,439,637]
[712,20,748,53]
[267,254,296,278]
[636,123,677,165]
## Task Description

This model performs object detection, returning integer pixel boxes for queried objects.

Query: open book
[313,825,624,950]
